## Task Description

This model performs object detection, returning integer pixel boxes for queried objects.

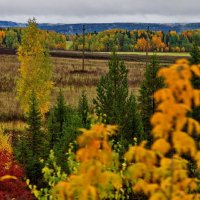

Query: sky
[1,0,200,24]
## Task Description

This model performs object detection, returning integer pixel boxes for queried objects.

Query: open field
[107,52,190,57]
[0,48,189,63]
[0,54,147,121]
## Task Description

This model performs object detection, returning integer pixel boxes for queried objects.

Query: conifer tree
[78,91,90,128]
[93,52,144,147]
[138,55,164,143]
[189,44,200,123]
[17,19,53,116]
[27,92,43,153]
[48,90,82,171]
[190,43,200,65]
[48,89,68,149]
[14,92,46,186]
[124,94,144,142]
[26,92,45,184]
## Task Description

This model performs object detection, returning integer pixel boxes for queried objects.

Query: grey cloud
[0,0,200,23]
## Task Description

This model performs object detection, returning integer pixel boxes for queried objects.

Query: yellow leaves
[152,139,170,155]
[100,172,122,190]
[136,37,147,51]
[55,60,200,199]
[179,178,197,191]
[126,163,147,179]
[187,118,200,135]
[78,124,117,146]
[173,131,196,157]
[54,124,121,200]
[175,116,187,132]
[195,151,200,169]
[191,65,200,77]
[127,60,200,200]
[0,132,12,153]
[125,144,157,166]
[133,179,149,194]
[17,20,53,116]
[149,192,166,200]
[193,89,200,107]
[76,124,118,165]
[0,175,16,181]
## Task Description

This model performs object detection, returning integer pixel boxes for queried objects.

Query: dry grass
[0,121,27,133]
[0,55,146,120]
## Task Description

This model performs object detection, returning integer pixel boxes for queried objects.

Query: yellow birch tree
[17,19,53,115]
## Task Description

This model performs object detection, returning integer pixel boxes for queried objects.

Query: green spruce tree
[93,52,144,149]
[124,94,144,142]
[189,43,200,65]
[78,91,90,128]
[47,90,82,171]
[27,92,43,153]
[48,89,68,149]
[189,43,200,122]
[138,55,164,144]
[14,92,46,186]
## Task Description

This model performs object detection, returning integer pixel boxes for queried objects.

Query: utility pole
[146,26,150,66]
[82,24,85,71]
[146,26,155,113]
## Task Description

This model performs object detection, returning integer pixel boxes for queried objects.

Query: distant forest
[0,27,200,52]
[70,29,200,52]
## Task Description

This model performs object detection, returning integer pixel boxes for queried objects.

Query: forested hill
[38,23,200,34]
[0,21,200,34]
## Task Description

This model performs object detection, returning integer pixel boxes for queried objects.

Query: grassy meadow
[0,54,146,122]
[100,51,190,56]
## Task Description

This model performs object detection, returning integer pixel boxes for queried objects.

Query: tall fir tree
[48,89,68,149]
[190,43,200,122]
[138,55,164,144]
[27,92,43,153]
[78,91,90,128]
[14,92,46,186]
[47,90,82,171]
[124,94,144,142]
[189,43,200,65]
[93,52,144,149]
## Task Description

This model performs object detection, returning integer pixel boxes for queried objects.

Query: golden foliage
[54,124,122,200]
[0,30,5,45]
[126,59,200,199]
[152,35,165,51]
[0,175,16,182]
[55,59,200,199]
[136,37,147,51]
[17,19,53,116]
[0,132,12,153]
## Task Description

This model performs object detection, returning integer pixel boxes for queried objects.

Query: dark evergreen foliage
[14,92,47,186]
[189,43,200,65]
[138,55,164,144]
[78,91,90,128]
[48,89,68,149]
[189,43,200,123]
[93,52,144,149]
[47,90,82,171]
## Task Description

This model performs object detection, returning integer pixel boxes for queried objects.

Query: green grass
[100,52,190,57]
[66,41,73,50]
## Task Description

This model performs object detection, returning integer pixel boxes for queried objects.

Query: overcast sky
[1,0,200,24]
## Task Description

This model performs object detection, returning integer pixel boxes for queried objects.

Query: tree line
[1,26,200,53]
[0,27,66,50]
[70,29,200,52]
